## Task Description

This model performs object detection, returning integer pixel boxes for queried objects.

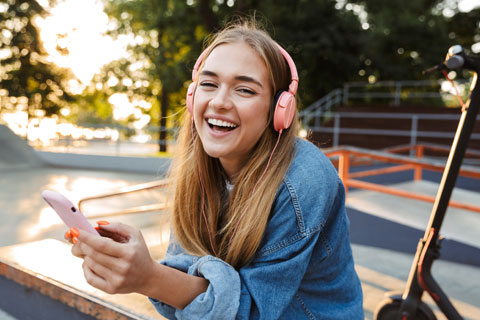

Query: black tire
[374,298,437,320]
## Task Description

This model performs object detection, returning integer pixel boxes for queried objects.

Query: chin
[204,149,228,159]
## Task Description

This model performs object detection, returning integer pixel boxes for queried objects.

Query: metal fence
[309,112,480,149]
[27,79,476,155]
[299,79,470,130]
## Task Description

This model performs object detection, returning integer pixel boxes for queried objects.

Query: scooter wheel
[374,297,437,320]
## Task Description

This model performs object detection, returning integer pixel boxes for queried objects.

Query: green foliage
[67,89,114,124]
[0,0,74,118]
[98,0,208,150]
[349,0,453,81]
[3,0,479,146]
[447,8,480,54]
[99,0,366,115]
[250,0,367,105]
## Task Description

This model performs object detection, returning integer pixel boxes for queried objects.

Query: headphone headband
[275,44,298,95]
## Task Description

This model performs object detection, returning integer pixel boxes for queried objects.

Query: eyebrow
[199,70,264,88]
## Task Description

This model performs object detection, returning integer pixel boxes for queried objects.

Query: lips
[206,117,238,132]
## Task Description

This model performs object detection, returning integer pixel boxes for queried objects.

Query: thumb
[96,221,135,243]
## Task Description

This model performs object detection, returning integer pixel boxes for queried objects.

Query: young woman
[67,20,364,319]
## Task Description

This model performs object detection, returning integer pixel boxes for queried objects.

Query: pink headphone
[186,43,299,133]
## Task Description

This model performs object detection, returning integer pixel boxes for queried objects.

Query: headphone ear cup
[186,82,196,115]
[273,91,296,132]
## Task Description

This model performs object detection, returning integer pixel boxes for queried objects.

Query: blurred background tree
[98,0,205,151]
[0,0,74,127]
[2,0,479,151]
[348,0,452,81]
[99,0,366,150]
[446,7,480,53]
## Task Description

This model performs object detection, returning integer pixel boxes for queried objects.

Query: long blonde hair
[168,19,298,269]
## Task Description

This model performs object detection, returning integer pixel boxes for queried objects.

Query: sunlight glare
[36,0,130,84]
[24,207,63,239]
[9,239,101,292]
[459,0,480,11]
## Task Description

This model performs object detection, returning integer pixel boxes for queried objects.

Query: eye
[238,88,256,95]
[199,81,217,88]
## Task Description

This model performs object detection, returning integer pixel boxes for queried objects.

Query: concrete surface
[1,124,479,319]
[347,180,480,248]
[353,244,480,320]
[0,125,42,170]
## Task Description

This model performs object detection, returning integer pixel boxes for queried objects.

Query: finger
[64,230,72,243]
[70,227,79,238]
[71,241,85,258]
[81,244,122,272]
[95,220,109,233]
[82,260,110,293]
[77,229,125,258]
[97,228,129,243]
[96,222,135,241]
[84,255,116,281]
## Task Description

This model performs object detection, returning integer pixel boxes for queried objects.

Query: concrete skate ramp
[347,180,480,249]
[0,125,43,169]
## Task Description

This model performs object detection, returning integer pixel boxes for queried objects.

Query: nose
[208,86,233,110]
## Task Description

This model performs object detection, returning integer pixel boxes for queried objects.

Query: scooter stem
[401,56,480,319]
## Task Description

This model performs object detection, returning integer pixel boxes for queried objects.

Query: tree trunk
[234,0,249,13]
[198,0,218,32]
[159,89,168,152]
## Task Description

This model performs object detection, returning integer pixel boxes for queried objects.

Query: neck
[219,157,244,182]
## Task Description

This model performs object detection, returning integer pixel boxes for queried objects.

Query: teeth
[207,118,237,128]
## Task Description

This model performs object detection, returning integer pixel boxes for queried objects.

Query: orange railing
[76,143,480,216]
[324,143,480,213]
[78,179,169,218]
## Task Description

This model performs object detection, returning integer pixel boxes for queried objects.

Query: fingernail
[70,227,79,237]
[65,230,72,239]
[94,226,100,231]
[72,236,78,244]
[97,220,110,226]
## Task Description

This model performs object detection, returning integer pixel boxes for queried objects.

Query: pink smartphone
[42,190,99,235]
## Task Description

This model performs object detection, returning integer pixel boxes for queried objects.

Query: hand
[70,222,156,295]
[64,221,127,245]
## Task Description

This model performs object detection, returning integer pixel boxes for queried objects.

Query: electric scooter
[374,45,480,319]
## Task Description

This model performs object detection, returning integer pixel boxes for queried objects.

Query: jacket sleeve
[149,229,325,320]
[149,252,241,320]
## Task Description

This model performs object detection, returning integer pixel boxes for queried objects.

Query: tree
[0,0,74,126]
[447,8,480,54]
[100,0,206,151]
[250,0,366,105]
[348,0,452,81]
[99,0,366,151]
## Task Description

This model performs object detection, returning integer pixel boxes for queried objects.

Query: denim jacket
[149,138,364,319]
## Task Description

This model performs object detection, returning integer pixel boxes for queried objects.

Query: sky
[36,0,131,85]
[458,0,480,10]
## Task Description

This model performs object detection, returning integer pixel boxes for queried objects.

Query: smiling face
[193,42,272,179]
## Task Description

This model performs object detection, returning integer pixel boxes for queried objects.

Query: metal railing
[78,179,169,219]
[32,124,178,156]
[307,111,480,148]
[341,79,459,105]
[324,144,480,213]
[75,142,480,218]
[299,79,470,131]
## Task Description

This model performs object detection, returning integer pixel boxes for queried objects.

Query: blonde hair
[168,19,298,269]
